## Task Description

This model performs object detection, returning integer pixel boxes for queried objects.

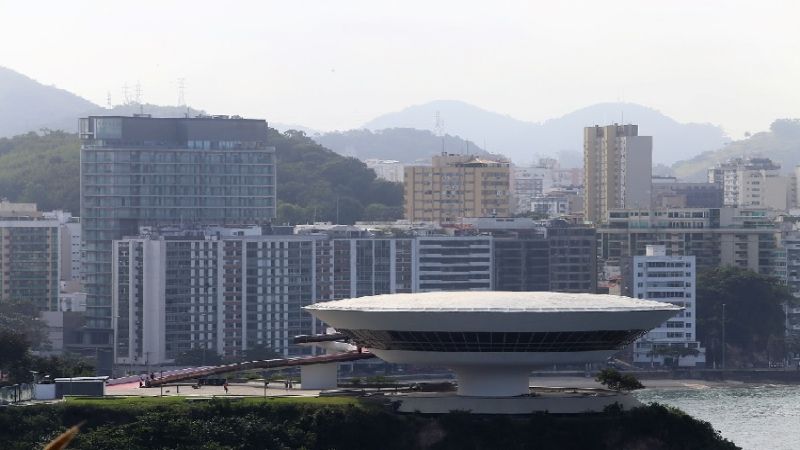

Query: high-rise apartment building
[583,124,652,223]
[80,115,275,354]
[624,245,705,367]
[404,154,510,222]
[0,202,60,311]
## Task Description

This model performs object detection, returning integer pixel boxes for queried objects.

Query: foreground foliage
[0,398,738,449]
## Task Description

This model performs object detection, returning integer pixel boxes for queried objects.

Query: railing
[0,383,34,404]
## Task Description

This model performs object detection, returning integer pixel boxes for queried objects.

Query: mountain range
[314,128,492,164]
[363,100,730,166]
[0,66,207,136]
[6,65,798,177]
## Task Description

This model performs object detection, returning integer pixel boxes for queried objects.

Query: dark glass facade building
[79,115,275,352]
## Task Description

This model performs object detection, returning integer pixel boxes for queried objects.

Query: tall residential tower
[583,124,652,223]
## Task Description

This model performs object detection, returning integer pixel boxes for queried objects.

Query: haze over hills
[0,66,210,136]
[363,100,731,166]
[0,66,97,137]
[3,65,779,173]
[314,128,492,164]
[672,119,800,181]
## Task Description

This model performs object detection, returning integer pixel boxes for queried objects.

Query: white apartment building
[365,159,404,183]
[629,245,706,367]
[113,227,495,366]
[43,211,82,283]
[511,165,551,213]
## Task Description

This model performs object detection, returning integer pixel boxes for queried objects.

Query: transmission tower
[177,77,186,106]
[434,111,445,154]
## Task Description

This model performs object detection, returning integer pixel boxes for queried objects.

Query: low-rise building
[708,157,791,210]
[365,159,404,183]
[404,154,510,222]
[598,208,784,281]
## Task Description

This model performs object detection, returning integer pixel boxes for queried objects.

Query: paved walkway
[106,381,321,397]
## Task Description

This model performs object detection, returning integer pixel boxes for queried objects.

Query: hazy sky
[1,0,798,137]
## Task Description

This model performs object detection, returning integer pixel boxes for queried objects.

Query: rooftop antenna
[106,91,113,109]
[122,83,130,105]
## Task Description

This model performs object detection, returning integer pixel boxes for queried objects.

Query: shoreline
[528,375,797,390]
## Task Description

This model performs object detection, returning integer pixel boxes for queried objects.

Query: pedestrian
[284,379,289,391]
[223,381,229,394]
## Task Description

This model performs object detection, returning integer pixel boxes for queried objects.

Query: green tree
[0,329,30,383]
[696,266,794,367]
[595,368,644,391]
[0,300,48,350]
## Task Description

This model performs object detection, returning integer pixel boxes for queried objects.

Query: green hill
[0,131,81,212]
[673,119,800,181]
[0,128,402,224]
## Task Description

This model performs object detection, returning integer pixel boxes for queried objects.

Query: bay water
[634,385,800,449]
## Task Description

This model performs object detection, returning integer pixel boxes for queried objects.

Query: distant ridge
[313,128,493,164]
[0,66,211,136]
[0,66,98,137]
[672,119,800,181]
[363,100,730,166]
[0,66,731,167]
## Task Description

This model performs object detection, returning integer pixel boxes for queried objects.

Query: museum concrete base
[391,387,641,415]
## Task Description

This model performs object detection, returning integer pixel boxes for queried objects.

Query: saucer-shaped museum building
[305,291,680,397]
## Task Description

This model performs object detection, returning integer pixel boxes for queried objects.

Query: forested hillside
[0,129,403,224]
[0,131,81,212]
[271,129,404,224]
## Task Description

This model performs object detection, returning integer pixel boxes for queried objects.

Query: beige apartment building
[404,154,510,223]
[584,124,652,223]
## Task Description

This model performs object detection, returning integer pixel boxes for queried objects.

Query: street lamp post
[722,303,727,371]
